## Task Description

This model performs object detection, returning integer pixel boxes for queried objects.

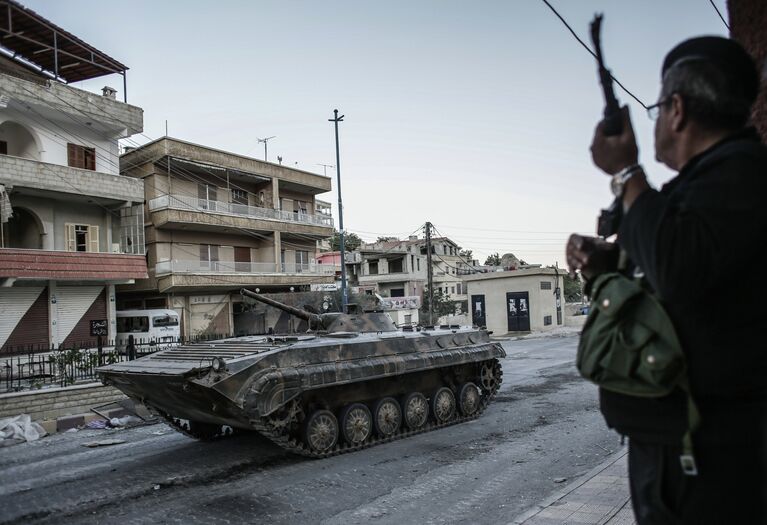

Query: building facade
[0,3,146,351]
[463,268,565,334]
[118,137,336,337]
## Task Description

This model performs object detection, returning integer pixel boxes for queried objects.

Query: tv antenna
[257,136,276,161]
[317,163,335,177]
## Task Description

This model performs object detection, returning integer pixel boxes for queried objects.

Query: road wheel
[479,361,500,393]
[340,403,373,445]
[402,392,429,430]
[458,382,481,416]
[373,397,402,437]
[431,387,456,423]
[303,409,339,453]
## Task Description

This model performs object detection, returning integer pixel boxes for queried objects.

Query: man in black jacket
[567,37,767,524]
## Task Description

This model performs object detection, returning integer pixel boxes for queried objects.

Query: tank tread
[158,412,234,441]
[250,359,503,459]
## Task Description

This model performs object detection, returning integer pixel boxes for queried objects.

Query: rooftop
[0,0,127,84]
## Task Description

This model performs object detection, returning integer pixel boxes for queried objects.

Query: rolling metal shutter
[0,287,47,352]
[55,286,105,348]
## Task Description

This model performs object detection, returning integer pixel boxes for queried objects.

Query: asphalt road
[0,334,620,525]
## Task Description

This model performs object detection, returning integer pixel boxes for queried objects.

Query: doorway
[471,294,486,328]
[506,292,531,332]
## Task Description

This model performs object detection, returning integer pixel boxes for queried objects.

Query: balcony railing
[148,194,334,227]
[155,260,340,276]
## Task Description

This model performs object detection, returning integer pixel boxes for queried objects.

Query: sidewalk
[511,447,635,525]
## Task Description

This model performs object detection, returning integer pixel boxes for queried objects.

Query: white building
[463,268,565,334]
[0,2,145,351]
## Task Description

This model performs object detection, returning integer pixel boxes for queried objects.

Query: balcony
[0,154,144,203]
[152,259,340,292]
[0,248,147,282]
[148,194,334,236]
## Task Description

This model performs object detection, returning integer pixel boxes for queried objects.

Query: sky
[22,0,730,267]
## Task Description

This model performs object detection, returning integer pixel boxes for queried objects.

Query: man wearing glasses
[567,37,766,524]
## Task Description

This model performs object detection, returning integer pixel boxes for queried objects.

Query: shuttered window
[67,143,96,170]
[64,223,99,252]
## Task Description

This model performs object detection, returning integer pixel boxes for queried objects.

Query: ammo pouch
[576,272,700,475]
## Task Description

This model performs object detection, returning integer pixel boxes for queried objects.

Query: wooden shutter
[84,148,96,170]
[65,223,75,251]
[87,225,99,252]
[67,143,77,167]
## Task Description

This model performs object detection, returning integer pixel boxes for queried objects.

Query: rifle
[590,14,623,238]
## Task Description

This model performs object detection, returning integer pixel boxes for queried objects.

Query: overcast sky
[24,0,730,266]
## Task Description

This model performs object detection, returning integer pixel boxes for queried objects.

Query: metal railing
[148,194,334,227]
[155,260,340,276]
[1,334,231,393]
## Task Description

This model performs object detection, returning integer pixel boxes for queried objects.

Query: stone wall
[0,382,126,423]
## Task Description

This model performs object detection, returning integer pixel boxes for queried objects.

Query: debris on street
[0,414,47,444]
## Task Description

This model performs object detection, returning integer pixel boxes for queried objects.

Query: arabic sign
[380,296,421,310]
[90,319,108,337]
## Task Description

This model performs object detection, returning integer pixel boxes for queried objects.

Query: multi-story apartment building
[0,1,146,351]
[355,239,427,298]
[118,137,336,337]
[351,235,472,309]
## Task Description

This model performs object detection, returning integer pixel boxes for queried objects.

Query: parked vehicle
[115,309,180,349]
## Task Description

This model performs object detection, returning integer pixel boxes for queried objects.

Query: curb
[508,446,628,525]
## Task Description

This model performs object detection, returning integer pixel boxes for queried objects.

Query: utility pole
[329,109,348,312]
[257,136,276,162]
[425,221,434,326]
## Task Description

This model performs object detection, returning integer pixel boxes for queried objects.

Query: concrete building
[354,240,427,298]
[118,137,336,337]
[463,268,565,335]
[0,1,146,351]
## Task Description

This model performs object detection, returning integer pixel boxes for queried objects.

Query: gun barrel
[240,288,321,324]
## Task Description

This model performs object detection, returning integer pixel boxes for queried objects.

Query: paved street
[0,335,620,525]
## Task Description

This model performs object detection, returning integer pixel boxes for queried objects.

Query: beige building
[354,240,427,298]
[463,268,565,334]
[118,137,335,337]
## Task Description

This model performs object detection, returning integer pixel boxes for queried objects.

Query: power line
[539,0,648,109]
[708,0,730,30]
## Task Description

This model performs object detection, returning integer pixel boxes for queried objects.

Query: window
[404,314,412,325]
[544,315,553,326]
[391,288,405,297]
[451,286,455,294]
[116,316,149,333]
[417,259,420,271]
[457,283,462,295]
[540,281,552,290]
[390,258,403,273]
[369,261,379,275]
[0,141,6,155]
[295,250,310,272]
[67,143,96,170]
[231,188,248,205]
[65,223,99,252]
[410,254,414,271]
[153,314,179,327]
[199,244,219,270]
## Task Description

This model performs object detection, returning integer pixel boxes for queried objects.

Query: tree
[330,230,362,252]
[563,273,583,302]
[484,253,501,266]
[420,288,459,321]
[459,249,473,261]
[376,236,398,243]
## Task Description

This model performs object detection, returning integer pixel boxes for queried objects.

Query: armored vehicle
[98,289,506,458]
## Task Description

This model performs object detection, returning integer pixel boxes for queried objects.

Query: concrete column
[106,284,116,340]
[48,281,58,347]
[272,178,280,209]
[105,211,112,252]
[273,231,282,271]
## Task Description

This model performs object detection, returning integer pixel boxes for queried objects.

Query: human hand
[590,106,638,175]
[566,234,619,281]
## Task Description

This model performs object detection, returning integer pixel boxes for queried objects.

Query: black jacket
[599,128,767,445]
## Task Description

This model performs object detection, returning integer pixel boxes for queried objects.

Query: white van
[116,309,180,350]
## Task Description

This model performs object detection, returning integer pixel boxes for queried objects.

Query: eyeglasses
[647,97,671,120]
